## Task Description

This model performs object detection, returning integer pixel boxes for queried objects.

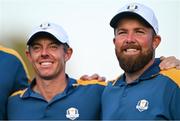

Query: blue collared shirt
[7,75,105,120]
[102,58,180,120]
[0,47,29,120]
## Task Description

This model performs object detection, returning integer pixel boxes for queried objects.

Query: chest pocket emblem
[136,99,149,112]
[66,107,79,120]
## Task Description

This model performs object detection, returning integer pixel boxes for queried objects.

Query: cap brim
[27,32,60,45]
[110,12,147,28]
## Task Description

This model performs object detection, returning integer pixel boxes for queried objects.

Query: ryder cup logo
[40,22,50,29]
[66,107,79,120]
[127,3,138,11]
[136,99,149,112]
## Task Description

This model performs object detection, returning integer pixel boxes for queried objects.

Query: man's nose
[125,33,135,43]
[41,48,49,57]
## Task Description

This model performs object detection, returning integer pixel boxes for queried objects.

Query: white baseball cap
[110,2,159,34]
[27,22,70,45]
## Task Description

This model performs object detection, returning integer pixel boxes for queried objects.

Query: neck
[33,74,67,102]
[125,58,155,84]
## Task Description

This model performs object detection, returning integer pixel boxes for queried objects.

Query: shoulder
[75,79,107,86]
[0,45,29,76]
[106,75,123,86]
[160,68,180,87]
[10,88,27,98]
[0,45,24,62]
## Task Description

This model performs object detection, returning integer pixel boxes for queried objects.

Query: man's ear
[113,38,116,44]
[152,35,161,50]
[65,48,73,62]
[25,49,33,63]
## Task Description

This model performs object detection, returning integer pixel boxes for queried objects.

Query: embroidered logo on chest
[66,107,79,120]
[136,99,149,112]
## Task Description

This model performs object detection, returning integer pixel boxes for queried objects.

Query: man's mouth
[40,61,53,67]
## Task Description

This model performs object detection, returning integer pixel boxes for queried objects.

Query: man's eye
[136,31,145,34]
[118,31,126,35]
[50,45,58,50]
[32,46,41,50]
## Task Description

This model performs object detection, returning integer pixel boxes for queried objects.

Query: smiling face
[113,17,161,73]
[26,37,72,80]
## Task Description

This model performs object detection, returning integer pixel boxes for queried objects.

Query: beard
[115,45,154,73]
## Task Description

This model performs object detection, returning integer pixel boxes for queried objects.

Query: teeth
[126,49,137,52]
[41,62,52,66]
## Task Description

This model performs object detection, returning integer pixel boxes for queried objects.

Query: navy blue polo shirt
[102,58,180,120]
[7,76,105,120]
[0,46,29,120]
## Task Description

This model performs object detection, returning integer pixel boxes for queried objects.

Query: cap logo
[39,23,50,29]
[127,4,138,11]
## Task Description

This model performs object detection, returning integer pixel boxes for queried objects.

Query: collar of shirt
[20,74,77,100]
[113,58,161,86]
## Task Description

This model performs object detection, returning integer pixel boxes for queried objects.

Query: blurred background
[0,0,180,80]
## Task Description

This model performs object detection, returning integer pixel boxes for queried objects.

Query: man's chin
[122,51,140,56]
[39,74,54,80]
[120,55,153,73]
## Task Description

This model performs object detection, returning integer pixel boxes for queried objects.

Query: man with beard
[6,22,180,120]
[101,2,180,120]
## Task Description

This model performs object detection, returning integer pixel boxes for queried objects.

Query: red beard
[115,43,154,73]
